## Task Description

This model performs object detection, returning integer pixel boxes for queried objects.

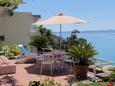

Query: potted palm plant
[69,43,97,78]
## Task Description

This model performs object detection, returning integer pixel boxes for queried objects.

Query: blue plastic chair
[18,44,31,55]
[18,44,41,69]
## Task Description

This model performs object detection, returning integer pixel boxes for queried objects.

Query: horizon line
[53,29,115,32]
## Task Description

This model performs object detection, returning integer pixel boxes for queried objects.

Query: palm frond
[69,43,98,65]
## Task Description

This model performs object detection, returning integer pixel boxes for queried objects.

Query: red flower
[108,82,113,86]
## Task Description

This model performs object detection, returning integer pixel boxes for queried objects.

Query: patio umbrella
[33,13,87,49]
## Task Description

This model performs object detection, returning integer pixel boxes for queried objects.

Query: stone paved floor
[0,60,95,86]
[0,60,74,86]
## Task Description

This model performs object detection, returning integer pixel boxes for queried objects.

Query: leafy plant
[50,35,60,49]
[108,67,115,72]
[69,43,97,65]
[108,67,115,82]
[0,0,21,15]
[76,82,105,86]
[96,74,109,82]
[66,30,79,48]
[65,30,87,51]
[0,0,21,7]
[30,25,64,51]
[2,45,11,56]
[40,78,62,86]
[29,79,62,86]
[37,25,52,38]
[29,81,40,86]
[0,0,34,16]
[30,25,53,51]
[2,44,22,59]
[109,72,115,81]
[96,67,115,82]
[30,35,48,51]
[77,37,87,45]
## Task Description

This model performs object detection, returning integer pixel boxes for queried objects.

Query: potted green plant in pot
[69,43,97,78]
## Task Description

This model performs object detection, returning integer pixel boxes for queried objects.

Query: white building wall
[0,12,32,44]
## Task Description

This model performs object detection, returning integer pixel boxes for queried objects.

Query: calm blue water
[53,30,115,65]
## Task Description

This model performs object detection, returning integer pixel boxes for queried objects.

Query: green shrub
[0,0,20,7]
[30,35,48,51]
[109,72,115,81]
[65,30,87,51]
[107,67,115,81]
[96,70,115,82]
[0,0,21,16]
[40,78,62,86]
[108,67,115,72]
[2,44,22,59]
[96,74,109,82]
[29,81,40,86]
[74,82,106,86]
[29,79,62,86]
[50,35,60,49]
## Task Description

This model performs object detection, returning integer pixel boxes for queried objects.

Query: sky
[16,0,115,32]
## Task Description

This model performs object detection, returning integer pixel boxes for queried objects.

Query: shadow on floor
[24,64,73,77]
[0,75,17,86]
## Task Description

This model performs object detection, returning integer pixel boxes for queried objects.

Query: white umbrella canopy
[33,13,87,49]
[33,13,87,25]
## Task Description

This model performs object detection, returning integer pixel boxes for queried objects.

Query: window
[0,33,5,41]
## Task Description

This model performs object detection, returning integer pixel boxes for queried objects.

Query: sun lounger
[89,58,112,72]
[0,55,16,75]
[89,58,112,81]
[17,44,39,63]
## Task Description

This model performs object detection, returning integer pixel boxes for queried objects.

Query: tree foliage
[0,0,33,16]
[30,25,61,51]
[30,35,48,51]
[65,29,87,51]
[0,0,21,7]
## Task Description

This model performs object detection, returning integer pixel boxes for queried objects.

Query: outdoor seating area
[0,54,72,86]
[0,0,115,86]
[0,46,114,86]
[0,24,114,86]
[0,28,114,85]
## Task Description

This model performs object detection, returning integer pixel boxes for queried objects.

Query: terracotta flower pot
[74,65,89,78]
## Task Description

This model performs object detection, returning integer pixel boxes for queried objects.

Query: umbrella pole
[60,24,62,49]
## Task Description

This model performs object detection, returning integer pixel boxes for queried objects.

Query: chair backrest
[40,53,54,62]
[18,44,31,55]
[29,46,37,53]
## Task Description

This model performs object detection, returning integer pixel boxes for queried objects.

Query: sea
[53,30,115,66]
